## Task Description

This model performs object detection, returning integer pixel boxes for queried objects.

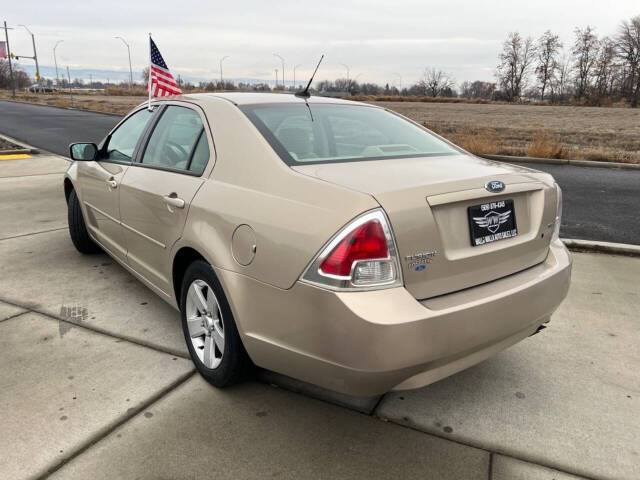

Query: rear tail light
[301,209,403,291]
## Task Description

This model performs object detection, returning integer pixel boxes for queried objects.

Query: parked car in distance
[64,93,571,396]
[27,84,56,93]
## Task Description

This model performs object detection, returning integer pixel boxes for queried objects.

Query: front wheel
[180,260,250,387]
[67,189,101,254]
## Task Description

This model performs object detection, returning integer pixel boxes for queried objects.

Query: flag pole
[147,33,152,110]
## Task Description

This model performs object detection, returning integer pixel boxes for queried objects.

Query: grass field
[374,101,640,164]
[2,90,639,163]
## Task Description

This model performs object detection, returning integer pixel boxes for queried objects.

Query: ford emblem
[485,180,505,193]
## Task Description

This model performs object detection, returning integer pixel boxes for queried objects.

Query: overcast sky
[3,0,639,86]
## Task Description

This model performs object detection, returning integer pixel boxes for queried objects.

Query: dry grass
[105,86,148,97]
[525,131,566,159]
[351,94,505,104]
[380,101,640,164]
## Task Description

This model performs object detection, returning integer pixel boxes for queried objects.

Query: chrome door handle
[163,194,185,209]
[106,179,118,189]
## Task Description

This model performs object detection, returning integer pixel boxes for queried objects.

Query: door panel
[78,161,128,260]
[119,167,203,293]
[76,107,157,261]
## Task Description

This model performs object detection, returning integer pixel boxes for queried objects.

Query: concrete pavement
[1,152,638,479]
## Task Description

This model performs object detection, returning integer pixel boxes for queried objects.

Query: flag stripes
[147,38,182,97]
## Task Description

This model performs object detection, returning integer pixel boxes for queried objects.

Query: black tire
[67,189,101,254]
[180,260,251,387]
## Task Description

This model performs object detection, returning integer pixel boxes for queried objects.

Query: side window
[188,132,210,174]
[105,108,154,162]
[141,106,209,173]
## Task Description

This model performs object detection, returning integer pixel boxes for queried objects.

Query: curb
[0,98,125,118]
[0,133,40,154]
[479,154,640,171]
[0,148,33,155]
[562,238,640,257]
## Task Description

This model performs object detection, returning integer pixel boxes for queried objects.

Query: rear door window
[141,105,210,173]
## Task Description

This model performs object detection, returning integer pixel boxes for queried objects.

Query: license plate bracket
[468,199,518,246]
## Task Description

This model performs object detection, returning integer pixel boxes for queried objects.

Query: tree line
[495,15,640,106]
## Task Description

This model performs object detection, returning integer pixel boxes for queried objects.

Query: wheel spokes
[188,282,209,315]
[212,320,225,352]
[203,334,215,367]
[186,315,206,339]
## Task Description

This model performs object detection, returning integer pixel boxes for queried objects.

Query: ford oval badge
[485,180,505,193]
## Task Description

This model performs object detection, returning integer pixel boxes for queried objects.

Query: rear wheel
[67,189,101,254]
[180,260,250,387]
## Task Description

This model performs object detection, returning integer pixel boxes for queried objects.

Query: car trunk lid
[293,154,557,299]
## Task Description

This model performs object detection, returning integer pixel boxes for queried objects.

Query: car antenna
[295,54,324,98]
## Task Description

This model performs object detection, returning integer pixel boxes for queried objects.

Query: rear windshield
[240,103,459,165]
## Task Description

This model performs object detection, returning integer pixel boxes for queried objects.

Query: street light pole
[340,63,350,83]
[115,37,133,88]
[53,40,63,87]
[293,64,301,89]
[18,25,39,86]
[274,68,278,89]
[274,53,284,89]
[219,55,229,86]
[393,72,402,93]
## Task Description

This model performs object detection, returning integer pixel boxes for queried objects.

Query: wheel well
[63,178,74,203]
[172,247,206,304]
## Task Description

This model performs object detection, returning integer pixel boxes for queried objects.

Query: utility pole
[18,25,39,86]
[293,64,301,89]
[3,21,15,98]
[274,53,284,89]
[66,66,73,106]
[114,37,133,88]
[53,40,63,87]
[219,55,229,86]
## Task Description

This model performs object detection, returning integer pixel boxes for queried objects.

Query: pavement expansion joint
[37,370,196,479]
[0,296,190,359]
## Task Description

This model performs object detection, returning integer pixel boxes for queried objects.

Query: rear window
[240,103,458,165]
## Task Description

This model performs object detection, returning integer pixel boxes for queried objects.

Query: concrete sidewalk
[1,153,638,479]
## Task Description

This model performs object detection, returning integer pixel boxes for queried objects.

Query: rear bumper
[218,240,572,396]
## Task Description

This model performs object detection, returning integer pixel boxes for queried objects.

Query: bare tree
[593,37,619,103]
[536,30,562,101]
[460,80,496,99]
[418,67,455,97]
[552,54,572,102]
[496,32,536,101]
[616,15,640,107]
[572,26,599,99]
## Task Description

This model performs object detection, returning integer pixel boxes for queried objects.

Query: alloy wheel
[185,279,225,369]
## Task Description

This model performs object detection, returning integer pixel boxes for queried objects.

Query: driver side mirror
[69,142,98,161]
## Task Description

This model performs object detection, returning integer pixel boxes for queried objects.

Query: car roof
[176,92,371,107]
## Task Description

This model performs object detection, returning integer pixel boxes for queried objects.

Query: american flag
[147,38,182,97]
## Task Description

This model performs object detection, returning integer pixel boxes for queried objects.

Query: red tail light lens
[319,220,389,276]
[301,209,402,291]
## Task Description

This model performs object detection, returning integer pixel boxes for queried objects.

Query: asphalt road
[1,100,638,244]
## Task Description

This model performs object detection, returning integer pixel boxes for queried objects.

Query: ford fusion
[64,93,571,396]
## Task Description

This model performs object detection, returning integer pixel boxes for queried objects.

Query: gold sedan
[64,93,571,396]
